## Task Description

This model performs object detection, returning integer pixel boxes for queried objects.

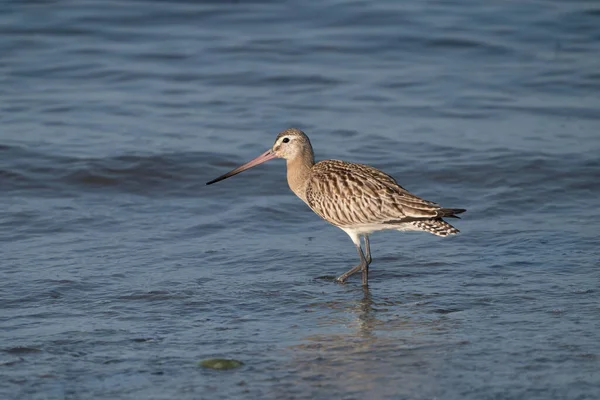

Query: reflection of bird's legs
[356,284,376,338]
[360,284,372,310]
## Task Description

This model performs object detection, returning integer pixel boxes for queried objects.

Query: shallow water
[1,1,600,399]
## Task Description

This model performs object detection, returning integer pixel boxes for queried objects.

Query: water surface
[1,1,599,399]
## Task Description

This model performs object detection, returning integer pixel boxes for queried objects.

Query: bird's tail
[410,219,461,237]
[438,208,466,218]
[415,208,465,236]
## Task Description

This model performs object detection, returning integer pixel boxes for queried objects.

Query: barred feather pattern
[304,159,464,235]
[410,219,460,237]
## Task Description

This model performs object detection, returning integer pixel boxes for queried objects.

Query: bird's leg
[335,242,368,284]
[361,235,371,286]
[363,235,372,264]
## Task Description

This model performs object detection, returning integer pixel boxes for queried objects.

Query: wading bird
[207,128,465,286]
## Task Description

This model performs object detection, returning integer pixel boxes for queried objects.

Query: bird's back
[305,160,464,235]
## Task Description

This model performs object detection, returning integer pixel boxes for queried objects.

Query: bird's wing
[305,160,444,227]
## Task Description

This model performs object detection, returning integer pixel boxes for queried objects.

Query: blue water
[1,1,599,399]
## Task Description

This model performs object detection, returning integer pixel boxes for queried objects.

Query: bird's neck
[286,151,315,203]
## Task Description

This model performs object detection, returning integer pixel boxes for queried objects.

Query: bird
[207,128,465,286]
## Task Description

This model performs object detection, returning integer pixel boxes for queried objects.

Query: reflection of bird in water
[355,286,377,338]
[207,128,465,286]
[285,287,445,399]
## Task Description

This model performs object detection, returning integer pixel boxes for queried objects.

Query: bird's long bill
[206,149,276,185]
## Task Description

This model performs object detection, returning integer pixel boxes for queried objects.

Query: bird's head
[271,128,312,161]
[206,128,313,185]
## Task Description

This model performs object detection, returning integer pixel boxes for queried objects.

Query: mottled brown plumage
[305,159,463,233]
[206,128,466,286]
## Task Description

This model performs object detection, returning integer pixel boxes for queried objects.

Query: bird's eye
[282,137,290,143]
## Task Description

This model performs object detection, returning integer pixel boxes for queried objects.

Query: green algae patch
[199,358,243,370]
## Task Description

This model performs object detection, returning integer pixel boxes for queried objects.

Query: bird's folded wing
[306,160,443,227]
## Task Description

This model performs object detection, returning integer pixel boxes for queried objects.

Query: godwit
[207,128,465,286]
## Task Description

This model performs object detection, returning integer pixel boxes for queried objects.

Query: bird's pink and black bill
[206,149,277,185]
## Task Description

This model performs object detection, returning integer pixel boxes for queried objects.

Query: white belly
[340,222,421,237]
